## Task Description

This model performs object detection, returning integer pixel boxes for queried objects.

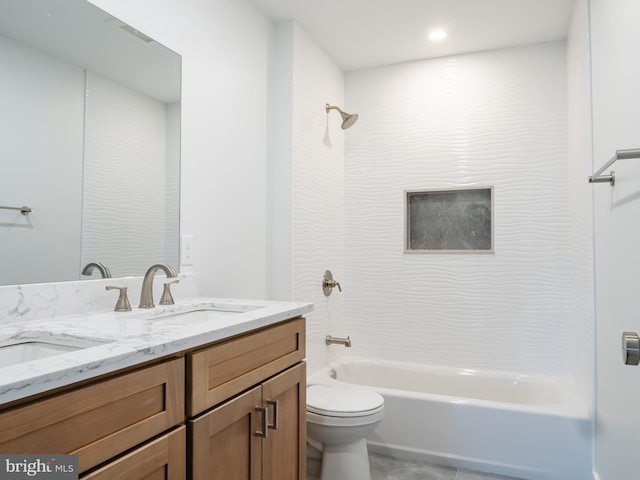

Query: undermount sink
[0,338,107,368]
[190,303,261,313]
[136,302,263,321]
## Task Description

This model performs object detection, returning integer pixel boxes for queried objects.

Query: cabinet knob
[622,332,640,365]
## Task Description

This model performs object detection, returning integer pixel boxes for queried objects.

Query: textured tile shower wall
[287,23,346,374]
[343,42,571,375]
[567,0,595,413]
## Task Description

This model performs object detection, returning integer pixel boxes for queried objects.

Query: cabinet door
[81,426,185,480]
[262,362,306,480]
[190,386,262,480]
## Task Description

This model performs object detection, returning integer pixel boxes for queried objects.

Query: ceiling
[248,0,577,72]
[0,0,180,103]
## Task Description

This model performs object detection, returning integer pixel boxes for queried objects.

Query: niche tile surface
[405,188,493,252]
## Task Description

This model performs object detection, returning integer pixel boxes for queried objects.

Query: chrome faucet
[139,264,178,308]
[82,262,112,279]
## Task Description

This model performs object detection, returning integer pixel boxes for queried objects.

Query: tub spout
[326,335,351,347]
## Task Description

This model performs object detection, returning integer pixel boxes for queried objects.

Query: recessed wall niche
[405,187,494,253]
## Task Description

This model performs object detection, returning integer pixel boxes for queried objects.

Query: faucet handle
[322,270,342,296]
[106,286,132,312]
[160,279,179,305]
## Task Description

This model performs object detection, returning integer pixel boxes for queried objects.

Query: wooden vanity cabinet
[190,362,305,480]
[82,426,186,480]
[0,315,306,480]
[0,358,185,476]
[261,362,306,480]
[188,318,306,480]
[187,317,306,416]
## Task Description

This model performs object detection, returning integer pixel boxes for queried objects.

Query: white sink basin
[188,303,261,313]
[0,339,107,368]
[135,302,263,321]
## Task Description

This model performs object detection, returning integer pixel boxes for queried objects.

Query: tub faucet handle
[323,270,342,296]
[622,332,640,365]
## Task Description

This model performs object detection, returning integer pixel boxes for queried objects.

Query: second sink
[0,337,108,369]
[127,302,263,321]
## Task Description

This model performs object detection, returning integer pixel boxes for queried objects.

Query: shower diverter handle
[622,332,640,365]
[322,270,342,296]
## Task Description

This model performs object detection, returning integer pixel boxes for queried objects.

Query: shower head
[326,103,358,129]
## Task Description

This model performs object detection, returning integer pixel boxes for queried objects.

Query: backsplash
[0,274,198,324]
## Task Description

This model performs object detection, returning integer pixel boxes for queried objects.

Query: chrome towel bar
[589,148,640,186]
[0,205,32,215]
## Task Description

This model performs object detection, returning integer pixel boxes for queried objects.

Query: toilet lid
[307,385,384,417]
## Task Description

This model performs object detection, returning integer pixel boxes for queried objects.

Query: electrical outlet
[181,235,194,266]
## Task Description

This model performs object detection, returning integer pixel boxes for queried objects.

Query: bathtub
[308,357,592,480]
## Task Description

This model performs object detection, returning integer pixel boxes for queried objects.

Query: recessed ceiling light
[428,29,448,42]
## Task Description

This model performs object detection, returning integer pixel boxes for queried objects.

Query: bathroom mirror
[0,0,181,285]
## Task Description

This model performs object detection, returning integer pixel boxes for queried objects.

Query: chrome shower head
[326,103,358,129]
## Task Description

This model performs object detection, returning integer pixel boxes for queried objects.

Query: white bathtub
[308,357,592,480]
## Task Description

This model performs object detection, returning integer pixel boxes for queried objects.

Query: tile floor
[309,453,523,480]
[369,454,523,480]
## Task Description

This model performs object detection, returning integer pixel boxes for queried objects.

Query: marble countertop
[0,297,313,406]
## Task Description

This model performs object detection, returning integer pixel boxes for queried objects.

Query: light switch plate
[181,235,194,266]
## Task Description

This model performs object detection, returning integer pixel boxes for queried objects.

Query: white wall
[269,21,347,374]
[267,22,294,302]
[165,101,181,269]
[591,0,640,478]
[0,34,84,285]
[566,0,595,418]
[87,0,273,299]
[342,42,572,376]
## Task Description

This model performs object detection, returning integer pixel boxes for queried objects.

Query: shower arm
[589,148,640,186]
[325,104,344,114]
[325,103,358,129]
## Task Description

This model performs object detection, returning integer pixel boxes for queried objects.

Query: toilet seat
[307,385,384,417]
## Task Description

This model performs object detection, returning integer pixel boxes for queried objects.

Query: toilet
[306,385,384,480]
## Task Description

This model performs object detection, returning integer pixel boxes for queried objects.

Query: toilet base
[319,438,371,480]
[307,441,322,476]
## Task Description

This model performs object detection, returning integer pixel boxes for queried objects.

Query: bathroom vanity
[0,295,311,480]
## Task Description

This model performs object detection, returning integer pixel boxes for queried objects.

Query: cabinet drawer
[82,426,185,480]
[188,317,305,415]
[0,358,184,474]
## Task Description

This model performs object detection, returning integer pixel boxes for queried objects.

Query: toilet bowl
[306,385,384,480]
